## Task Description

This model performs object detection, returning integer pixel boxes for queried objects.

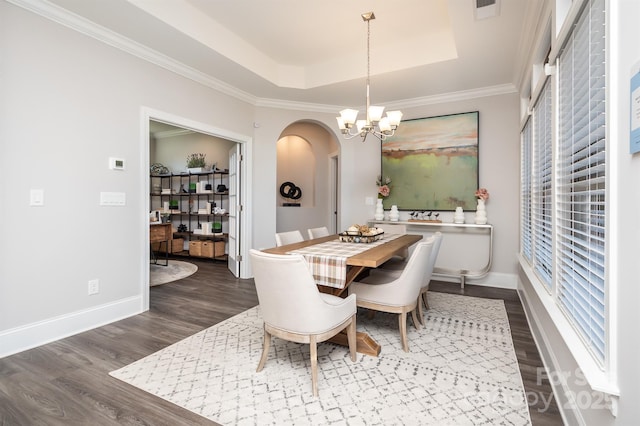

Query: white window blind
[520,119,532,261]
[532,81,553,287]
[556,0,606,364]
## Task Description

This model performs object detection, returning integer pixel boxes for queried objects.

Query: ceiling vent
[474,0,500,20]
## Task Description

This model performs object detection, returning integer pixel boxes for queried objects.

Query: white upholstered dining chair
[274,230,304,246]
[368,232,442,325]
[376,223,409,264]
[348,235,436,352]
[249,249,357,397]
[307,226,330,239]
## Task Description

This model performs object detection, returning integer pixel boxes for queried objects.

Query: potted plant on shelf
[186,153,206,173]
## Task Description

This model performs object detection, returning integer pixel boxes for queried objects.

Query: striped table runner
[288,234,402,289]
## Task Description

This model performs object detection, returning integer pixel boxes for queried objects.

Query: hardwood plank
[0,258,562,425]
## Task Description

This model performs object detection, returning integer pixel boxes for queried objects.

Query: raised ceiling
[41,0,537,109]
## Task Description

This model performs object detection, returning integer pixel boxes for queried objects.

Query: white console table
[368,220,493,289]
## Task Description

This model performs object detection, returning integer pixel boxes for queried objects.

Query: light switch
[100,192,126,206]
[30,189,44,206]
[365,196,374,206]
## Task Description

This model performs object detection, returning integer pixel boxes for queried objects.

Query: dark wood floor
[0,258,563,425]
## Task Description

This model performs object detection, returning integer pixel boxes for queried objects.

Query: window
[556,0,606,364]
[532,81,553,288]
[520,0,608,374]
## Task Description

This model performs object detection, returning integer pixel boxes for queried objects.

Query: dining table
[263,232,423,356]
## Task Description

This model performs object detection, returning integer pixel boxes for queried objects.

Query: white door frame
[139,107,253,310]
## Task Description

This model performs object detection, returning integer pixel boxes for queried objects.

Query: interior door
[227,144,241,277]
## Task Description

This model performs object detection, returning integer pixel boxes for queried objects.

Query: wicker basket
[188,240,202,257]
[338,231,384,243]
[202,240,226,258]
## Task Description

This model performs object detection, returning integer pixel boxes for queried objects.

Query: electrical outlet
[88,279,100,295]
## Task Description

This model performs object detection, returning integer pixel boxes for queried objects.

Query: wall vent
[474,0,500,20]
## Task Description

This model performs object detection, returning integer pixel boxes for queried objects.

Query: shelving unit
[150,170,229,260]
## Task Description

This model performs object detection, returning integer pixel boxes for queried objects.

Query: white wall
[151,131,236,174]
[610,0,640,422]
[0,2,253,354]
[389,94,522,281]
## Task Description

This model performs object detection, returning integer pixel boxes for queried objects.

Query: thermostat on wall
[109,157,125,170]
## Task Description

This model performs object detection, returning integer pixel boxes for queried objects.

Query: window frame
[518,0,617,396]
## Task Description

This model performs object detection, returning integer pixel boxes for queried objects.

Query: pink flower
[475,188,489,201]
[378,185,390,197]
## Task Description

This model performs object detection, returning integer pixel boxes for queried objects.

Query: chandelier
[336,12,403,142]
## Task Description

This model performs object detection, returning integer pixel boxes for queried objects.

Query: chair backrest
[307,226,330,239]
[377,235,436,306]
[250,249,348,333]
[423,232,443,285]
[377,223,407,235]
[275,230,304,247]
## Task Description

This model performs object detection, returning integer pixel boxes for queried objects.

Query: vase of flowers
[376,175,391,198]
[474,188,489,224]
[375,175,391,220]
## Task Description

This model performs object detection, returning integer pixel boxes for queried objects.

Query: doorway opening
[275,121,340,235]
[141,108,252,310]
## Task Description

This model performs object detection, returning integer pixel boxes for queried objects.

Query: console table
[368,220,493,288]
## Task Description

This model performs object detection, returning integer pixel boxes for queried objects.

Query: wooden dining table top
[263,233,422,269]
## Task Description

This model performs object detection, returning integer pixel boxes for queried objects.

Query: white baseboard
[0,296,144,358]
[434,271,518,289]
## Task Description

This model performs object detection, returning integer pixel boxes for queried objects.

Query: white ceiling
[44,0,537,109]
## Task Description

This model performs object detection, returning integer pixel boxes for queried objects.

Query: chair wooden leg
[310,336,318,397]
[411,308,421,330]
[416,296,425,326]
[346,316,357,362]
[422,288,429,310]
[256,327,271,372]
[399,312,409,352]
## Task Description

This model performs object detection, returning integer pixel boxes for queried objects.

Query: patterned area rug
[149,260,198,286]
[110,292,531,425]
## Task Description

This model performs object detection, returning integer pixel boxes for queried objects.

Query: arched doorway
[275,121,340,235]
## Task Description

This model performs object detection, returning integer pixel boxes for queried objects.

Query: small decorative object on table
[389,205,400,222]
[454,207,465,224]
[474,188,489,224]
[374,198,384,220]
[408,210,442,223]
[339,224,384,243]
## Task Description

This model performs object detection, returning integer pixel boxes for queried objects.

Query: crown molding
[9,0,518,116]
[255,83,518,115]
[392,84,518,109]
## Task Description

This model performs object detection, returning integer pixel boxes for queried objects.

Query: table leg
[328,330,381,357]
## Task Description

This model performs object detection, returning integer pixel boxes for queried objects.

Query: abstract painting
[381,111,479,211]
